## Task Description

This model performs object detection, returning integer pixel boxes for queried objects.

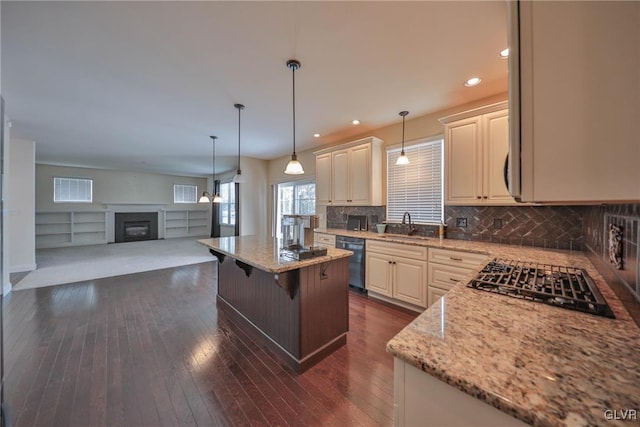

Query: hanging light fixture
[396,110,410,165]
[284,59,304,175]
[199,136,224,203]
[232,103,245,183]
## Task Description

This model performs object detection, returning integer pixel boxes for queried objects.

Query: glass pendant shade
[284,59,304,175]
[284,154,304,175]
[198,192,211,203]
[396,152,410,165]
[396,110,410,165]
[212,193,223,203]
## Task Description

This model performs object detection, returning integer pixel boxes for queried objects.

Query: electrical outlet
[494,218,503,230]
[456,217,468,228]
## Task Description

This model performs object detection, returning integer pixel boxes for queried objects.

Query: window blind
[54,177,93,203]
[174,184,198,204]
[387,139,443,224]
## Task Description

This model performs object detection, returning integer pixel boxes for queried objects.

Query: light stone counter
[198,235,352,274]
[317,228,640,426]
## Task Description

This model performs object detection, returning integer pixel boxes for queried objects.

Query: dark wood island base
[213,250,350,373]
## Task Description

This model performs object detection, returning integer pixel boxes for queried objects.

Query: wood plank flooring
[4,261,417,427]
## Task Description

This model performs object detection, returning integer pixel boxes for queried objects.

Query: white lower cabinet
[365,240,427,309]
[427,248,487,307]
[394,358,527,426]
[313,232,336,249]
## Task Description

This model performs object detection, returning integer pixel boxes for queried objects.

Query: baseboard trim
[10,263,37,273]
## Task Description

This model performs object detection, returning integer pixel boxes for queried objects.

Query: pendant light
[199,136,223,203]
[396,111,410,165]
[284,59,304,175]
[232,103,245,183]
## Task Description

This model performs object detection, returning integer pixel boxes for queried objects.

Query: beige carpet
[13,237,214,290]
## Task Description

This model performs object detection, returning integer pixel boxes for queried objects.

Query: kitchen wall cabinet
[427,248,486,307]
[365,240,427,309]
[440,102,516,205]
[313,136,383,206]
[509,1,640,203]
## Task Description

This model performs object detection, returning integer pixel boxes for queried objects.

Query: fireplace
[115,212,159,243]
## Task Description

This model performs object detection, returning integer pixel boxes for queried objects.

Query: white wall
[216,156,269,237]
[2,116,11,294]
[35,164,208,211]
[7,138,36,273]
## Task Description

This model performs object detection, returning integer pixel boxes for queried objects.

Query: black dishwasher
[335,236,366,292]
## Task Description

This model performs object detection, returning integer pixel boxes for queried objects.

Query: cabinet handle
[449,257,463,261]
[449,278,459,282]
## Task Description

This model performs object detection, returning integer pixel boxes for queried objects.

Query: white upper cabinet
[441,102,516,205]
[509,0,640,203]
[314,136,383,206]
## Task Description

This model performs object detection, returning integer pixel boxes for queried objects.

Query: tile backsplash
[327,205,586,250]
[584,203,640,325]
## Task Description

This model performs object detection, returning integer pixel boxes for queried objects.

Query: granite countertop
[198,235,352,274]
[317,228,640,426]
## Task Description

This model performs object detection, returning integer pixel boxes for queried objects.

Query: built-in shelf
[164,209,209,238]
[35,211,108,248]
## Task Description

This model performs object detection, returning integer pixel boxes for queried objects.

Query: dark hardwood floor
[4,262,417,427]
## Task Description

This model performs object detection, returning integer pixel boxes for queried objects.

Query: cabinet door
[315,153,333,205]
[348,143,371,205]
[393,258,427,308]
[482,110,515,203]
[331,149,350,205]
[427,286,449,308]
[366,252,392,296]
[445,117,482,204]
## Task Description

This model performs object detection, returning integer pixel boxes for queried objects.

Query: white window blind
[54,177,93,203]
[387,139,443,224]
[174,184,198,204]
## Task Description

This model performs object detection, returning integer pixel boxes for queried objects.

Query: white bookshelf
[36,211,108,249]
[164,209,209,238]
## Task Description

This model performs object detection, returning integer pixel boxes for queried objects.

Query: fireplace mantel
[104,203,168,212]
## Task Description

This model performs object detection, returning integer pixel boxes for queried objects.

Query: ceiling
[2,1,509,177]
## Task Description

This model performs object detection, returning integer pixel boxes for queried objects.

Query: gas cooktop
[468,258,615,318]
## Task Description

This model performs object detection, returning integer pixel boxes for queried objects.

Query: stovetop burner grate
[468,258,615,318]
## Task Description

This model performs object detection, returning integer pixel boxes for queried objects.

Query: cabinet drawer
[366,240,428,260]
[314,233,336,246]
[428,263,473,290]
[428,248,487,269]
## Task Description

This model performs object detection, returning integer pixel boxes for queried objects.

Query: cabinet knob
[476,196,481,199]
[482,196,488,199]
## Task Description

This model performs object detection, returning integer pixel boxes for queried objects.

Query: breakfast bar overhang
[199,236,353,373]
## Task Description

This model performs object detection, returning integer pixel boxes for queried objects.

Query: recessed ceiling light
[352,120,360,125]
[500,48,510,59]
[313,133,320,138]
[464,77,482,87]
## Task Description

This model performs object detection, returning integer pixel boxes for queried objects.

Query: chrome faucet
[401,212,417,236]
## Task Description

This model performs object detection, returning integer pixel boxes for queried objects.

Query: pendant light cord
[237,107,241,171]
[402,114,405,152]
[292,65,296,156]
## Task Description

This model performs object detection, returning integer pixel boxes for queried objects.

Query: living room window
[54,177,93,203]
[387,137,443,224]
[219,182,236,225]
[173,184,198,204]
[274,180,316,238]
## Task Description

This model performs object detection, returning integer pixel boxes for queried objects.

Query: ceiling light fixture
[500,48,510,59]
[232,103,245,183]
[464,77,482,87]
[199,135,223,203]
[352,120,360,125]
[284,59,304,175]
[313,133,320,138]
[396,111,410,165]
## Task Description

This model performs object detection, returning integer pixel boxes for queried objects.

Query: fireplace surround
[115,212,159,243]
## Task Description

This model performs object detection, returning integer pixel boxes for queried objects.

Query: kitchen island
[198,235,353,373]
